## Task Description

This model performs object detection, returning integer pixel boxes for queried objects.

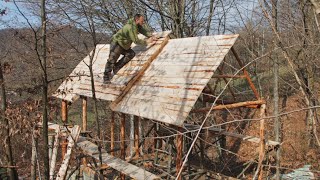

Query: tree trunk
[206,0,215,35]
[271,0,281,179]
[40,0,49,178]
[0,63,18,180]
[31,127,38,180]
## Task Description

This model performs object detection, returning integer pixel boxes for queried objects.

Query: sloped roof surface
[53,33,239,127]
[112,34,239,126]
[52,31,171,102]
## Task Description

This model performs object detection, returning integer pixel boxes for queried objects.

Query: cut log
[49,128,60,180]
[56,125,81,180]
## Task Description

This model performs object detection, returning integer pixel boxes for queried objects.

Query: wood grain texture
[113,34,239,126]
[78,137,160,180]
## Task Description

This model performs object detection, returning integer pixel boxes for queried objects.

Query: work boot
[103,72,113,84]
[103,61,115,83]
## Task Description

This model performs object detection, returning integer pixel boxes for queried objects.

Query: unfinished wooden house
[50,31,280,179]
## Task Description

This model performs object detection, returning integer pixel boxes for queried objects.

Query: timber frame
[50,33,280,180]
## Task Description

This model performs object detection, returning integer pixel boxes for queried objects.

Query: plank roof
[112,34,239,126]
[53,33,239,127]
[52,31,171,102]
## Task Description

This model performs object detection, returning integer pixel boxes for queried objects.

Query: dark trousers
[104,41,135,75]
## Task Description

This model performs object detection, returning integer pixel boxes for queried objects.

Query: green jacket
[112,18,152,50]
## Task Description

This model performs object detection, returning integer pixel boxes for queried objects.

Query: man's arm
[138,25,153,38]
[129,25,147,45]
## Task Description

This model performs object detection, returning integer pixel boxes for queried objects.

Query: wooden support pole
[191,100,266,113]
[61,100,68,123]
[110,37,170,111]
[255,104,266,180]
[134,116,140,158]
[120,114,126,180]
[61,100,68,160]
[82,96,87,131]
[176,127,183,180]
[217,67,237,100]
[81,96,88,167]
[111,112,115,156]
[231,47,260,99]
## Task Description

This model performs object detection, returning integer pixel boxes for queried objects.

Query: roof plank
[112,34,239,126]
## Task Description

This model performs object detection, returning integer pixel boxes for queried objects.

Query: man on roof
[103,14,157,83]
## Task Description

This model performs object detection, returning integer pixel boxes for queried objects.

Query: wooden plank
[116,100,190,126]
[75,90,118,101]
[191,100,266,113]
[92,153,160,180]
[76,85,122,95]
[160,47,231,55]
[140,76,210,85]
[56,125,81,180]
[126,84,203,98]
[77,138,107,156]
[136,81,205,90]
[119,97,193,113]
[113,35,239,126]
[120,93,196,107]
[110,36,170,111]
[77,138,160,180]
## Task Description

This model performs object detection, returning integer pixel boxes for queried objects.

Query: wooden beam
[110,36,170,111]
[191,100,266,113]
[217,66,237,100]
[111,112,115,156]
[231,47,260,99]
[120,114,126,180]
[61,100,68,160]
[82,96,87,131]
[56,125,81,180]
[134,116,140,158]
[258,104,266,180]
[176,127,183,180]
[81,96,88,167]
[61,100,68,123]
[49,129,60,180]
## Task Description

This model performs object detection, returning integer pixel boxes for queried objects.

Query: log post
[111,112,115,156]
[257,104,266,180]
[134,116,140,158]
[82,96,87,131]
[81,96,87,167]
[120,114,126,180]
[176,127,183,180]
[61,100,68,160]
[61,100,68,123]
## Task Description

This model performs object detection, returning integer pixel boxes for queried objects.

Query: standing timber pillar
[256,104,266,179]
[81,96,87,166]
[134,116,140,158]
[111,112,115,156]
[61,100,68,160]
[176,127,183,180]
[120,114,126,180]
[82,96,87,131]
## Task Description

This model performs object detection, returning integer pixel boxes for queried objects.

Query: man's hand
[146,36,158,47]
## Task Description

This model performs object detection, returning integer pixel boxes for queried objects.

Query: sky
[0,1,38,29]
[0,0,259,32]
